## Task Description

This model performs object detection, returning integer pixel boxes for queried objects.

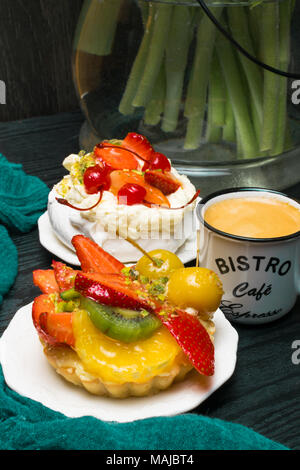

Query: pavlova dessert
[48,133,199,263]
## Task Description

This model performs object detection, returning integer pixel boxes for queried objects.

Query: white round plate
[0,303,238,423]
[38,211,198,267]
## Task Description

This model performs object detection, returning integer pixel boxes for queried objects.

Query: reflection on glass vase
[72,0,300,195]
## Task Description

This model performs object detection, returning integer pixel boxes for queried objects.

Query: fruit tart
[48,133,199,263]
[32,236,223,398]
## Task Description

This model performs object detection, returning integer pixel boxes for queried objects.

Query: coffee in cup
[197,188,300,325]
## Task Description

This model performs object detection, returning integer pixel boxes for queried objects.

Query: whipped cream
[48,152,198,263]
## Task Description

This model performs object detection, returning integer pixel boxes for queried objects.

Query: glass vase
[72,0,300,195]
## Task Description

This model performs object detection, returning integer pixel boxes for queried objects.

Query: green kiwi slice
[60,288,80,301]
[80,296,161,343]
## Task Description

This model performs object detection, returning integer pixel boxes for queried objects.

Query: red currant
[117,183,147,206]
[148,152,171,172]
[83,165,111,194]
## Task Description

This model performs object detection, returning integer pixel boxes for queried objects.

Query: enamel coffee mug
[196,188,300,325]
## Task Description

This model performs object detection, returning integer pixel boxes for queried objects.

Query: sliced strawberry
[71,235,125,274]
[32,294,75,347]
[161,309,214,376]
[123,132,154,162]
[43,311,75,347]
[75,272,154,312]
[52,261,78,291]
[94,143,140,171]
[110,170,170,207]
[33,270,59,294]
[144,170,181,196]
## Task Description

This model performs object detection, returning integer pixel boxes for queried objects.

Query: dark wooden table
[0,111,299,450]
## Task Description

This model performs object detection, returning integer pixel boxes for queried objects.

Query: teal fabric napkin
[0,366,288,450]
[0,154,49,303]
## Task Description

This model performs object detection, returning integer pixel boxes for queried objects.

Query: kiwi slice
[80,296,161,343]
[60,288,80,301]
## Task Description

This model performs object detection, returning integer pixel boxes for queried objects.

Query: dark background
[0,0,83,122]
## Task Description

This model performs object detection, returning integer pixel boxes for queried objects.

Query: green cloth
[0,226,18,304]
[0,154,49,303]
[0,366,288,450]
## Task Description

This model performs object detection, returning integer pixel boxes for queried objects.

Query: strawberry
[52,261,78,292]
[33,270,59,294]
[32,294,74,347]
[144,170,181,195]
[75,272,154,312]
[94,142,140,171]
[72,235,125,274]
[122,132,154,162]
[161,309,214,376]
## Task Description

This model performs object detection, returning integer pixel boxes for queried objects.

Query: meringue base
[43,342,193,399]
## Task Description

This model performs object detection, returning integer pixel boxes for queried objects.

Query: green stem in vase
[119,2,156,115]
[271,0,293,156]
[132,1,174,108]
[222,89,235,143]
[184,7,223,150]
[74,0,121,56]
[137,0,149,27]
[205,52,226,143]
[259,2,280,152]
[227,5,263,129]
[217,32,258,159]
[161,5,194,133]
[144,64,166,126]
[248,3,261,58]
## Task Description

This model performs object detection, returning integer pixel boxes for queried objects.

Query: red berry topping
[149,152,171,172]
[117,183,147,206]
[123,132,154,162]
[144,170,181,195]
[32,269,59,294]
[75,272,152,312]
[161,309,214,376]
[94,143,140,171]
[83,165,111,194]
[71,235,125,274]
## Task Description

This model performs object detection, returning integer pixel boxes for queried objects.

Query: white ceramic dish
[0,302,238,423]
[38,211,198,266]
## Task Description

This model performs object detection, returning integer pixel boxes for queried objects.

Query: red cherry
[149,152,171,172]
[117,183,147,206]
[83,165,111,194]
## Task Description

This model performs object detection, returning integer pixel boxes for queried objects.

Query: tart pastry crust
[43,342,193,398]
[42,317,214,399]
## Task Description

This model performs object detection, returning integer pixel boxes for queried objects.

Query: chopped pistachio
[157,294,166,302]
[121,267,131,277]
[140,309,149,318]
[152,257,164,268]
[139,275,149,284]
